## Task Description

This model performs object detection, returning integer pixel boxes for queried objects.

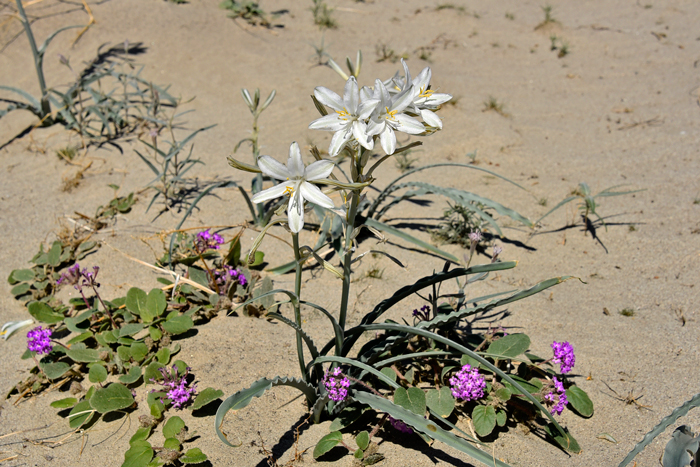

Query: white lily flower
[366,79,425,155]
[1,319,34,340]
[398,59,452,129]
[309,77,380,156]
[251,142,335,233]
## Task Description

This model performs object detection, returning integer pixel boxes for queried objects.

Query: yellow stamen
[336,108,350,120]
[385,106,398,119]
[283,186,295,196]
[419,87,434,98]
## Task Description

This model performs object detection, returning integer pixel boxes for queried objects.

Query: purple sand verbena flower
[544,376,568,415]
[449,364,486,402]
[551,341,576,374]
[412,304,431,321]
[27,326,53,354]
[152,365,197,409]
[214,265,247,295]
[323,367,350,402]
[195,229,225,251]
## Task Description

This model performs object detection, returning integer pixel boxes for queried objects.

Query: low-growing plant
[216,60,592,466]
[394,149,419,172]
[311,0,337,29]
[483,95,508,116]
[535,4,558,30]
[4,221,284,465]
[219,0,272,27]
[430,202,492,248]
[536,182,643,232]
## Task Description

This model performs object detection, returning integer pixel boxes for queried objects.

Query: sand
[1,0,699,466]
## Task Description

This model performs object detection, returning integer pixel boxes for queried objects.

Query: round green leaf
[426,387,455,418]
[66,347,101,363]
[11,282,32,297]
[145,288,166,322]
[163,438,181,451]
[50,397,77,409]
[566,386,594,418]
[68,400,96,429]
[354,449,364,459]
[163,416,185,439]
[486,333,531,358]
[47,242,62,267]
[496,410,507,427]
[180,448,208,464]
[27,301,64,324]
[130,427,152,445]
[313,431,343,459]
[393,387,426,416]
[90,383,135,413]
[472,405,496,437]
[495,387,512,402]
[191,387,224,411]
[156,348,171,364]
[130,342,148,363]
[8,268,35,284]
[119,365,142,384]
[119,323,145,337]
[161,315,194,335]
[88,364,108,383]
[122,440,154,467]
[144,362,165,384]
[126,287,148,317]
[356,431,370,451]
[41,361,71,380]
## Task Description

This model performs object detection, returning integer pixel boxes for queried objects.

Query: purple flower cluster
[389,416,413,434]
[214,265,247,295]
[412,305,431,321]
[57,263,100,291]
[449,364,486,402]
[27,326,53,354]
[323,367,350,402]
[544,377,568,415]
[152,366,197,409]
[195,229,225,252]
[551,341,575,374]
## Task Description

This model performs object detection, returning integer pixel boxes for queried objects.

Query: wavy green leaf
[215,377,317,447]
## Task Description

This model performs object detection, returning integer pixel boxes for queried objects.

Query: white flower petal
[352,120,374,150]
[421,109,442,129]
[390,86,415,113]
[251,181,293,204]
[392,114,425,135]
[380,127,396,155]
[305,159,335,181]
[366,119,385,137]
[309,114,346,131]
[328,129,353,156]
[376,79,392,106]
[299,181,334,209]
[286,142,305,178]
[414,66,431,90]
[258,155,291,181]
[357,98,380,120]
[424,92,452,107]
[314,86,344,111]
[360,85,376,102]
[344,77,360,114]
[400,59,412,87]
[287,189,304,233]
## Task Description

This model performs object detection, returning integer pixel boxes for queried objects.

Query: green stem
[292,233,307,379]
[337,192,358,338]
[15,0,51,118]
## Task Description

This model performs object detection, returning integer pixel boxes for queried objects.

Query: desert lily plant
[216,61,593,465]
